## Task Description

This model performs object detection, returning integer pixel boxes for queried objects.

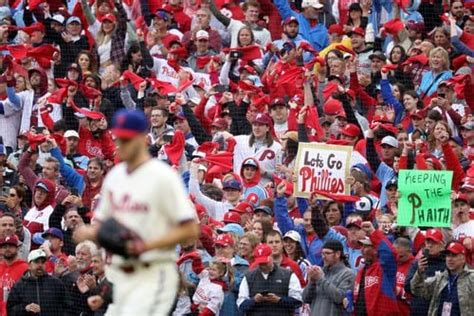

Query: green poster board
[397,170,453,227]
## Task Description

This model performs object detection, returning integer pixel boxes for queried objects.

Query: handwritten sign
[294,143,352,199]
[397,170,453,227]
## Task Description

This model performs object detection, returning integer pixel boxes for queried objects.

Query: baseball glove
[97,218,145,258]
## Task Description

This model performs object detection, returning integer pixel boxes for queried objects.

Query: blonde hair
[240,232,260,262]
[429,47,450,70]
[210,260,234,288]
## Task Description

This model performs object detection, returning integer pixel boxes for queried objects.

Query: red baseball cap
[340,123,361,138]
[349,27,365,37]
[214,233,234,247]
[211,118,228,130]
[223,211,241,224]
[410,109,426,120]
[454,193,469,204]
[100,13,117,23]
[346,219,362,229]
[252,113,273,126]
[230,202,254,214]
[445,242,465,255]
[328,24,344,36]
[323,98,343,115]
[0,235,20,247]
[253,243,272,265]
[425,228,443,244]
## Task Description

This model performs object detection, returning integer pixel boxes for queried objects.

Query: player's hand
[254,293,265,303]
[88,295,104,311]
[73,225,98,244]
[264,293,281,303]
[25,303,41,313]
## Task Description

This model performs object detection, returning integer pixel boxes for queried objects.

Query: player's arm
[141,219,200,252]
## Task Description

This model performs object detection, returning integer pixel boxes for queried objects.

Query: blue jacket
[380,79,404,126]
[417,70,452,98]
[274,196,347,266]
[273,0,329,51]
[50,147,85,195]
[375,162,396,208]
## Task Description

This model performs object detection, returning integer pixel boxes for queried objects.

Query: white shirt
[95,159,196,265]
[150,58,195,87]
[193,270,225,315]
[237,271,302,307]
[453,220,474,239]
[233,135,282,182]
[227,19,272,48]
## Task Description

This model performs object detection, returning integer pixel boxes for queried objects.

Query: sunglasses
[9,193,16,197]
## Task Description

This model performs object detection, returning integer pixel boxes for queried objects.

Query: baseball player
[74,109,199,315]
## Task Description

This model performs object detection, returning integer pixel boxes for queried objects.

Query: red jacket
[396,256,415,316]
[353,230,400,316]
[77,126,115,161]
[0,259,29,314]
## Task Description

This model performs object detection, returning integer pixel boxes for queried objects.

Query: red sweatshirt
[396,256,415,316]
[0,259,29,314]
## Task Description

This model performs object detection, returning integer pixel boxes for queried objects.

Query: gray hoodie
[302,261,355,316]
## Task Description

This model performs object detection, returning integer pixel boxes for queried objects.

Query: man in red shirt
[393,237,415,316]
[0,235,28,314]
[250,230,306,287]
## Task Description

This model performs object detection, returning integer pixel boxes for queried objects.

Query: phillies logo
[259,150,275,161]
[246,193,259,205]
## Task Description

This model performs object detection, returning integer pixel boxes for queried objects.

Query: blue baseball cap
[217,223,244,237]
[222,178,242,191]
[152,10,169,22]
[42,227,64,241]
[112,109,148,139]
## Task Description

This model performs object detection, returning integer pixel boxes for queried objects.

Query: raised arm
[80,0,96,25]
[209,0,231,27]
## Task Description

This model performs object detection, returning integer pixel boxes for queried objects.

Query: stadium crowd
[0,0,473,314]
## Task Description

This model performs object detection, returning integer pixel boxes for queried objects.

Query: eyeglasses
[321,251,335,256]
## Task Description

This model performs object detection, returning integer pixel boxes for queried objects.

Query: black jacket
[7,272,70,316]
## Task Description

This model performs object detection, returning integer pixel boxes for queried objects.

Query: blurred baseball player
[74,109,199,315]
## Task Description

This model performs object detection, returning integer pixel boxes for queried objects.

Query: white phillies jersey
[232,135,282,181]
[95,159,196,265]
[151,57,195,87]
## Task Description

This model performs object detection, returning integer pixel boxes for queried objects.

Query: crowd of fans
[0,0,473,314]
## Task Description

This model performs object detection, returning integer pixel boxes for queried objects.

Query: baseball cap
[214,233,234,247]
[445,242,465,255]
[211,118,228,130]
[462,121,474,130]
[66,16,82,25]
[196,30,209,40]
[358,236,373,246]
[222,178,242,191]
[0,235,20,247]
[283,230,301,243]
[152,10,169,21]
[410,109,426,120]
[253,244,273,265]
[369,51,387,62]
[340,123,361,138]
[51,14,65,25]
[35,181,50,193]
[254,205,274,217]
[323,239,344,253]
[328,24,344,36]
[454,193,469,204]
[112,109,148,139]
[461,178,474,192]
[0,144,6,156]
[242,158,258,169]
[28,249,47,263]
[381,136,399,148]
[64,130,80,139]
[230,202,254,214]
[223,211,241,224]
[301,0,324,9]
[354,196,373,213]
[270,98,287,108]
[67,63,80,72]
[281,131,298,142]
[217,223,245,237]
[282,16,299,26]
[252,113,273,126]
[346,219,362,229]
[349,27,365,37]
[425,228,443,244]
[100,13,117,23]
[385,177,398,189]
[323,98,343,115]
[42,227,64,241]
[0,7,11,21]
